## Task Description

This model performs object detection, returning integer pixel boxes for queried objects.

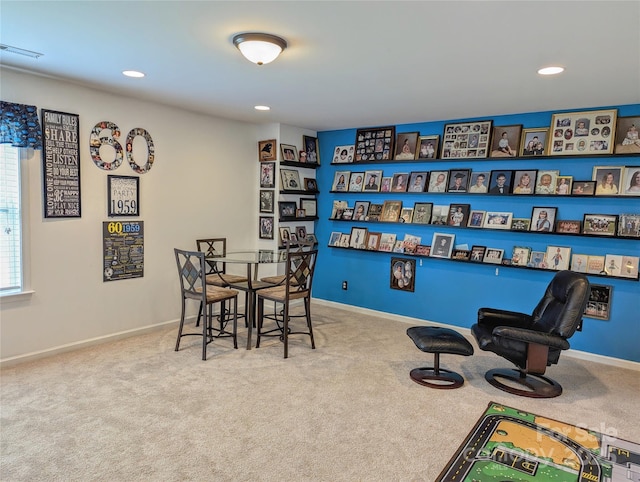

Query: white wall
[0,68,277,361]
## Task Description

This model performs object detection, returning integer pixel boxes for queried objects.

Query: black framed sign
[107,175,140,217]
[41,109,81,218]
[103,220,144,281]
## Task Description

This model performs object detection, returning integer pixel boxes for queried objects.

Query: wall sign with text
[102,221,144,282]
[107,175,139,217]
[90,121,155,173]
[41,109,81,218]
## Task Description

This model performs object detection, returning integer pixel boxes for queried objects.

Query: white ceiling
[1,1,639,132]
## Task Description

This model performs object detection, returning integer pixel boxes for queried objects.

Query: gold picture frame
[548,109,617,155]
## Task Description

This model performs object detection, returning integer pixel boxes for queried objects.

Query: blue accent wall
[313,104,640,362]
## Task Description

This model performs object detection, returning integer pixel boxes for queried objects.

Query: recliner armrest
[478,307,532,327]
[492,326,570,351]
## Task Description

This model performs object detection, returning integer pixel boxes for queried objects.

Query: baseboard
[312,298,640,372]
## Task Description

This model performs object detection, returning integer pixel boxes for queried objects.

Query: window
[0,144,22,293]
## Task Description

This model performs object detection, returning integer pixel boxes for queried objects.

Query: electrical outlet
[342,281,348,290]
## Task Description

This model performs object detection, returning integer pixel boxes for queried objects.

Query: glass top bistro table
[207,249,287,350]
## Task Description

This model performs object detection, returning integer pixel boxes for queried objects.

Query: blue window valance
[0,101,43,149]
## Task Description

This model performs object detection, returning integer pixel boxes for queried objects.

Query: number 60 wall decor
[89,121,155,173]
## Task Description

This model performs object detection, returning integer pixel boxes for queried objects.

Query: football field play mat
[437,402,640,482]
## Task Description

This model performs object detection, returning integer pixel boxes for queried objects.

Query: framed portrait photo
[280,143,298,162]
[535,170,559,195]
[448,203,470,227]
[488,170,514,195]
[304,177,318,192]
[332,171,351,192]
[300,198,317,217]
[407,171,428,193]
[468,171,489,194]
[380,176,392,192]
[618,213,640,238]
[512,170,537,195]
[363,170,383,191]
[302,135,320,164]
[259,189,274,213]
[483,248,504,265]
[470,245,486,262]
[430,205,449,225]
[366,203,383,221]
[614,116,640,154]
[548,109,617,155]
[380,200,402,222]
[353,200,370,221]
[260,162,275,188]
[107,175,139,217]
[412,202,433,224]
[259,216,274,239]
[546,246,572,271]
[394,132,419,160]
[354,126,396,162]
[427,170,449,193]
[348,172,365,192]
[484,211,513,229]
[365,232,381,251]
[584,284,612,321]
[555,176,573,195]
[332,145,355,163]
[467,210,486,228]
[592,166,624,195]
[582,213,618,236]
[399,207,413,224]
[490,124,522,158]
[571,181,596,196]
[328,231,341,247]
[447,169,471,193]
[391,172,410,192]
[258,139,277,161]
[511,246,532,267]
[441,120,492,159]
[530,206,557,233]
[520,127,548,156]
[280,169,301,191]
[279,227,292,245]
[416,135,439,160]
[429,232,455,259]
[571,253,589,273]
[278,201,297,219]
[390,258,416,292]
[349,227,368,249]
[620,166,640,196]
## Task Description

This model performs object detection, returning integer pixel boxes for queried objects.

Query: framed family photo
[280,169,301,190]
[468,171,489,194]
[332,145,355,163]
[520,127,548,156]
[380,200,402,222]
[302,135,320,164]
[614,116,640,154]
[448,169,471,192]
[353,201,370,221]
[535,170,559,195]
[280,143,297,162]
[416,135,439,159]
[348,172,365,192]
[441,119,492,159]
[548,109,617,155]
[582,213,618,236]
[395,132,419,160]
[278,201,297,219]
[483,211,513,229]
[511,218,530,231]
[467,210,486,228]
[390,257,416,292]
[490,124,522,158]
[349,227,368,249]
[259,216,274,239]
[618,213,640,238]
[354,126,396,162]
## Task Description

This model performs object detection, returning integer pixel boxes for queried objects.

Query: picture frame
[535,170,560,195]
[332,171,351,192]
[427,171,449,193]
[510,218,530,231]
[279,227,292,245]
[332,145,355,163]
[592,165,623,195]
[305,233,318,245]
[259,189,274,213]
[341,207,354,220]
[570,253,589,273]
[392,240,405,253]
[571,181,596,196]
[296,208,306,218]
[338,233,351,248]
[604,254,623,277]
[402,234,421,253]
[391,172,410,192]
[278,201,297,219]
[416,135,440,160]
[304,177,318,192]
[366,232,381,251]
[407,171,428,193]
[395,132,420,160]
[302,135,320,164]
[490,124,522,158]
[587,255,606,274]
[259,216,274,239]
[363,170,383,192]
[328,232,341,247]
[415,245,430,256]
[520,127,548,156]
[378,233,397,252]
[348,172,365,192]
[354,126,396,162]
[555,175,573,195]
[529,251,547,268]
[107,175,139,217]
[468,171,489,194]
[511,246,532,267]
[280,143,298,162]
[390,257,416,292]
[295,225,307,241]
[260,162,275,188]
[366,203,384,221]
[412,202,433,224]
[530,206,557,233]
[548,109,617,156]
[447,169,471,193]
[380,177,392,192]
[584,284,612,321]
[483,248,504,264]
[614,116,640,154]
[555,220,582,234]
[258,139,277,161]
[448,203,470,227]
[452,249,471,261]
[331,200,348,220]
[430,205,449,225]
[430,232,455,259]
[488,170,514,195]
[620,256,639,279]
[441,119,492,159]
[400,207,414,223]
[470,245,487,262]
[512,170,537,195]
[299,198,317,218]
[620,166,640,196]
[353,201,370,221]
[380,200,402,222]
[582,213,618,236]
[349,227,368,249]
[467,210,486,228]
[618,213,640,238]
[280,169,301,190]
[483,211,513,229]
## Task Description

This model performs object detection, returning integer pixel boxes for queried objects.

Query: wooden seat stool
[406,326,474,389]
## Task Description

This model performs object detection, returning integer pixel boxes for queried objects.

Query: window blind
[0,144,22,292]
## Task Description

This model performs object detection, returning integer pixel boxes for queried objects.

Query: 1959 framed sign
[107,175,139,217]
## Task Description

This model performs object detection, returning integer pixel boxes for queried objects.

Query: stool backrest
[196,238,228,275]
[174,248,207,304]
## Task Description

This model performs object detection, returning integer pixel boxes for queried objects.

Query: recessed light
[254,105,270,111]
[538,66,564,75]
[122,70,145,78]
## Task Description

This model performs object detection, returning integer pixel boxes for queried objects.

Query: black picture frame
[260,162,275,188]
[259,216,274,239]
[107,175,140,217]
[259,189,274,213]
[447,169,471,192]
[582,213,618,236]
[530,206,557,233]
[416,135,439,160]
[302,135,320,164]
[354,126,396,162]
[584,284,612,320]
[278,201,297,219]
[488,170,514,195]
[441,119,492,159]
[300,197,317,217]
[390,257,416,292]
[448,204,470,227]
[512,170,537,195]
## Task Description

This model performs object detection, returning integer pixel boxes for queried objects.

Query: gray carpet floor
[1,301,638,481]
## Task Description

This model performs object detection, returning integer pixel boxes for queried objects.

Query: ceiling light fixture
[0,43,43,59]
[254,105,271,111]
[538,66,564,75]
[232,33,287,65]
[122,70,145,78]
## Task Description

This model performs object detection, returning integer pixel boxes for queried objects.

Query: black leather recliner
[471,270,590,398]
